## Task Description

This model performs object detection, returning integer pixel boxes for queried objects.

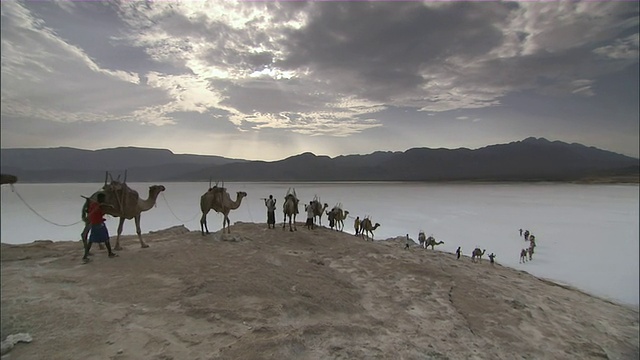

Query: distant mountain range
[1,138,638,183]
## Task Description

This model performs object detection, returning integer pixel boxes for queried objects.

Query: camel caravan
[4,169,523,267]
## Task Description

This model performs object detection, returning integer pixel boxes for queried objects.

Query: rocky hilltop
[1,223,638,359]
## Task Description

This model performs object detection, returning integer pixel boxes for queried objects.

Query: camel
[328,205,349,231]
[82,181,166,251]
[520,249,528,263]
[0,174,17,185]
[471,248,486,263]
[326,209,336,230]
[310,199,328,226]
[360,217,380,241]
[418,231,427,248]
[282,190,299,232]
[424,236,444,250]
[200,186,247,235]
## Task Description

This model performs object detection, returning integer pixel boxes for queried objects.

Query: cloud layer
[1,1,638,159]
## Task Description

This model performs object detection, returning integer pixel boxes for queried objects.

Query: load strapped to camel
[82,171,139,220]
[284,188,299,214]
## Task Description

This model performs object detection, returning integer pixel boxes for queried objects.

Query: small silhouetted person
[456,247,461,259]
[519,228,523,237]
[404,234,411,250]
[354,216,361,236]
[305,201,314,230]
[264,195,276,229]
[524,230,530,241]
[488,253,496,265]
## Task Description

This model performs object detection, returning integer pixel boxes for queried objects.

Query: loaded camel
[0,174,17,185]
[520,249,528,263]
[200,186,247,235]
[471,248,486,263]
[282,190,299,232]
[310,199,328,226]
[82,180,166,251]
[360,217,380,241]
[418,231,427,248]
[424,236,444,250]
[333,207,349,232]
[327,205,349,232]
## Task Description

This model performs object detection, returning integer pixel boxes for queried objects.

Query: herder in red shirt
[82,193,117,263]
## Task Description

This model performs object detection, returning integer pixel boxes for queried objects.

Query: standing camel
[310,199,328,226]
[0,174,17,185]
[200,187,247,235]
[360,217,381,241]
[471,248,486,263]
[82,181,166,251]
[282,190,299,232]
[418,231,427,248]
[332,206,349,232]
[424,236,444,250]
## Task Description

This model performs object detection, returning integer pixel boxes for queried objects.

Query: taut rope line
[12,186,83,227]
[160,193,200,223]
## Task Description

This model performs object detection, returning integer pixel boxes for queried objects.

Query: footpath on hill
[1,222,638,360]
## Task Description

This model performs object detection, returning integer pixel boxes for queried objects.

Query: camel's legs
[200,210,210,235]
[222,213,231,234]
[114,217,126,250]
[135,215,148,248]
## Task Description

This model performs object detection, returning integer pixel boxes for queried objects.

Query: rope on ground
[242,184,256,223]
[161,193,200,223]
[12,186,83,227]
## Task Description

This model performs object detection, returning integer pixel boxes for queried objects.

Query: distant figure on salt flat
[418,231,427,248]
[520,249,528,263]
[524,230,530,241]
[488,253,496,265]
[528,247,533,261]
[264,195,276,229]
[529,235,536,249]
[404,234,411,250]
[456,247,461,259]
[354,216,361,236]
[519,228,523,237]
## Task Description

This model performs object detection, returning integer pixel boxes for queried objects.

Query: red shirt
[88,202,105,225]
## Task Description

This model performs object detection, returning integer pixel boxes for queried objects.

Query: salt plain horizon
[1,182,638,308]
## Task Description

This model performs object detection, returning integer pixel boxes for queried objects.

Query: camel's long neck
[139,191,161,211]
[228,195,245,210]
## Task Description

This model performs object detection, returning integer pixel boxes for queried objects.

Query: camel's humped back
[103,181,139,215]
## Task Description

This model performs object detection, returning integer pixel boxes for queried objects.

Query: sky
[1,1,638,161]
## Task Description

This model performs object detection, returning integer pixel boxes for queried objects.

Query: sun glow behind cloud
[0,0,638,159]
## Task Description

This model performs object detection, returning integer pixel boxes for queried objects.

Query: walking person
[82,193,117,263]
[519,228,523,237]
[404,234,411,250]
[354,216,361,236]
[488,253,496,265]
[456,247,461,259]
[264,195,276,229]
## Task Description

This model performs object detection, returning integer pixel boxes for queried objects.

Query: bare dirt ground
[1,222,638,360]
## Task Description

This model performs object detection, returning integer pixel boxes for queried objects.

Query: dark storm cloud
[279,2,512,101]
